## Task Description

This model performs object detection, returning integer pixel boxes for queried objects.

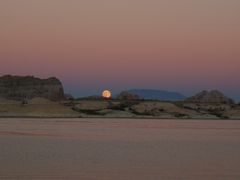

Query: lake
[0,118,240,179]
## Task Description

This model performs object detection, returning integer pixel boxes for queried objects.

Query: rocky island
[0,75,239,119]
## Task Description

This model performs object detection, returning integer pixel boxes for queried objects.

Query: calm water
[0,118,240,180]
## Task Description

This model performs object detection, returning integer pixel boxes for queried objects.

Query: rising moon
[102,90,111,98]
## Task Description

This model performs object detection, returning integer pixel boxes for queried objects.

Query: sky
[0,0,240,100]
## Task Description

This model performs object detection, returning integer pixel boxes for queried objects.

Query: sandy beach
[0,118,240,179]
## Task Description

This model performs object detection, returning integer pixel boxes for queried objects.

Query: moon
[102,90,111,98]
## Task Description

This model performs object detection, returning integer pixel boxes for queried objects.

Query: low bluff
[0,75,65,101]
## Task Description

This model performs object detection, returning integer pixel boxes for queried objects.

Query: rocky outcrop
[0,75,65,101]
[223,107,240,119]
[186,90,234,104]
[130,102,198,118]
[116,91,141,100]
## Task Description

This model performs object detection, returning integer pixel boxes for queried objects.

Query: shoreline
[0,116,239,120]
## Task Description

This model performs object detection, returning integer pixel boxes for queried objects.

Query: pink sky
[0,0,240,99]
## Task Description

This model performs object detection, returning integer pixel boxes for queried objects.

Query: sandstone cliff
[0,75,65,101]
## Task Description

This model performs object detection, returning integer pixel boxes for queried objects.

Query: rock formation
[186,90,234,104]
[130,101,198,118]
[0,75,65,101]
[116,91,141,100]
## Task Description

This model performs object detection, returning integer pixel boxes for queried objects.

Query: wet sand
[0,118,240,180]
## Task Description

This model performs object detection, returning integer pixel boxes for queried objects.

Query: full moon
[102,90,111,98]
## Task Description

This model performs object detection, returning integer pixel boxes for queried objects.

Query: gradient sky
[0,0,240,100]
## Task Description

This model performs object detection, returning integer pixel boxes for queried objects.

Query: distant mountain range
[127,89,186,101]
